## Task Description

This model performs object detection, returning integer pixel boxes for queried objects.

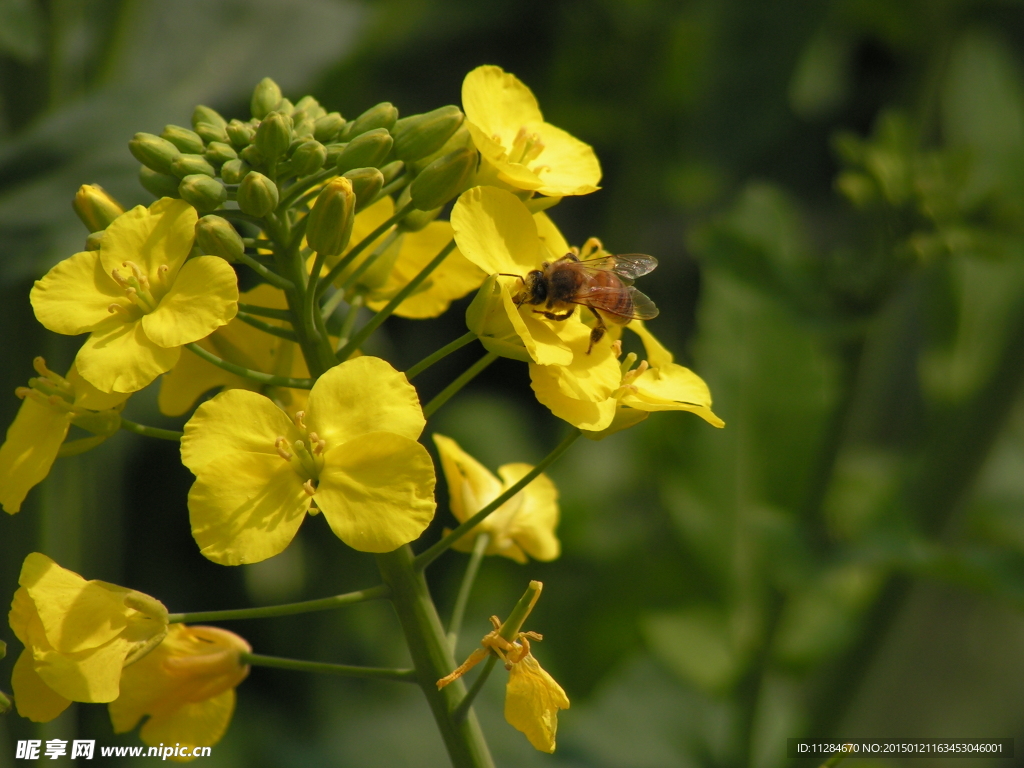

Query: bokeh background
[4,0,1024,766]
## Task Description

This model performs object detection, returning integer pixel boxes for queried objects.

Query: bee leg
[587,312,608,354]
[533,309,575,321]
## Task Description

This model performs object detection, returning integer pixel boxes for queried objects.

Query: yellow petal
[464,122,545,192]
[527,122,601,197]
[76,316,181,394]
[68,365,130,411]
[317,432,436,553]
[0,398,70,514]
[12,649,71,723]
[462,65,544,141]
[497,463,560,562]
[305,357,425,446]
[99,199,197,282]
[142,256,238,347]
[628,321,674,369]
[140,690,235,762]
[432,433,503,524]
[451,186,544,276]
[530,363,618,431]
[30,249,127,335]
[505,653,569,753]
[33,634,131,702]
[188,453,310,565]
[533,212,570,261]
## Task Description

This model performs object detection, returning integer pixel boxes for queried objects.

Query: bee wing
[627,286,660,320]
[577,253,658,280]
[571,285,660,320]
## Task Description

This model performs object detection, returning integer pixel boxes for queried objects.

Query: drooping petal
[33,634,132,702]
[0,398,70,514]
[304,357,425,446]
[76,317,181,394]
[187,453,310,565]
[142,256,238,348]
[432,433,503,523]
[99,199,197,281]
[497,463,560,562]
[462,65,544,141]
[317,431,435,552]
[505,653,570,753]
[68,366,130,411]
[530,363,618,431]
[528,123,601,197]
[451,186,544,276]
[30,249,129,335]
[139,690,235,762]
[11,649,71,723]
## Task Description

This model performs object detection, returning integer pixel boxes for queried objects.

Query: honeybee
[507,251,659,353]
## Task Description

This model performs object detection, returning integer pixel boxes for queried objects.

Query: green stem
[423,352,498,419]
[218,209,270,229]
[119,419,182,442]
[236,311,298,342]
[235,251,295,291]
[184,343,314,388]
[335,293,364,352]
[376,546,495,768]
[320,286,348,321]
[416,429,582,570]
[336,238,457,361]
[317,201,416,298]
[238,303,293,321]
[451,656,497,724]
[279,167,338,211]
[340,229,401,292]
[168,584,390,623]
[241,652,415,683]
[407,332,478,381]
[447,533,490,652]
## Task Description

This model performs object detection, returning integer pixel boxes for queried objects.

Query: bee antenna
[497,273,526,285]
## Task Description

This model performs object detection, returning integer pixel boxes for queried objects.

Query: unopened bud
[73,184,124,233]
[196,215,244,262]
[294,95,325,120]
[239,144,264,167]
[195,122,229,144]
[255,111,294,164]
[334,128,393,174]
[161,124,205,154]
[139,167,181,199]
[410,147,477,211]
[392,105,465,163]
[288,140,327,176]
[465,275,532,362]
[342,167,384,212]
[411,125,474,173]
[192,105,227,130]
[220,158,250,185]
[341,102,398,141]
[129,132,181,175]
[171,153,216,179]
[205,141,238,167]
[277,98,295,116]
[293,117,315,139]
[380,160,404,186]
[306,177,355,256]
[179,174,227,212]
[85,231,104,250]
[226,119,256,149]
[236,171,279,217]
[251,77,283,120]
[396,186,441,232]
[314,112,345,143]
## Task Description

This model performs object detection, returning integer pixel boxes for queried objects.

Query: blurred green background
[4,0,1024,766]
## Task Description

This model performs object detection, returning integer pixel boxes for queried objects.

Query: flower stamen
[274,437,293,460]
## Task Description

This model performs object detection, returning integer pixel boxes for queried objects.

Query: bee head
[526,269,547,304]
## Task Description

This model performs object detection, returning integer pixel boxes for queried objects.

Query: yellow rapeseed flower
[180,356,435,564]
[9,553,169,722]
[433,434,559,563]
[462,65,601,197]
[0,359,127,514]
[109,624,250,762]
[30,198,239,394]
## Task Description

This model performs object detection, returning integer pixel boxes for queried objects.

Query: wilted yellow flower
[0,359,127,514]
[9,553,169,722]
[433,434,559,563]
[30,198,239,394]
[158,284,313,419]
[109,624,250,761]
[462,65,601,197]
[181,356,435,564]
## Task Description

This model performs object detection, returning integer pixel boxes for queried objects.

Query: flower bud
[239,144,265,167]
[171,153,216,179]
[341,102,398,140]
[195,215,244,262]
[466,275,532,363]
[192,105,227,130]
[72,184,124,233]
[178,174,227,212]
[314,112,345,143]
[288,139,327,176]
[205,141,238,167]
[236,171,279,217]
[334,128,393,174]
[380,160,405,186]
[293,116,315,139]
[195,121,229,144]
[277,97,295,116]
[294,95,325,120]
[411,124,474,173]
[220,158,250,184]
[255,110,294,164]
[129,132,181,175]
[306,177,355,256]
[161,124,205,154]
[392,105,465,163]
[394,185,440,232]
[342,167,384,212]
[85,231,104,250]
[251,77,283,120]
[410,147,477,211]
[226,119,256,148]
[138,166,181,198]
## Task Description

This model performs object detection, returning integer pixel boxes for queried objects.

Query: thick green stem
[168,584,390,623]
[376,546,495,768]
[241,652,415,682]
[184,343,314,388]
[408,332,478,381]
[119,419,182,442]
[423,352,497,418]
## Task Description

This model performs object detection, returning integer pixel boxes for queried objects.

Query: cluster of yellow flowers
[1,65,721,761]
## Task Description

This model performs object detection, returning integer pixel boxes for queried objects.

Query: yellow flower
[109,624,250,762]
[462,65,601,197]
[0,359,127,514]
[158,284,313,419]
[180,356,436,564]
[433,434,559,563]
[30,198,239,394]
[9,553,169,722]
